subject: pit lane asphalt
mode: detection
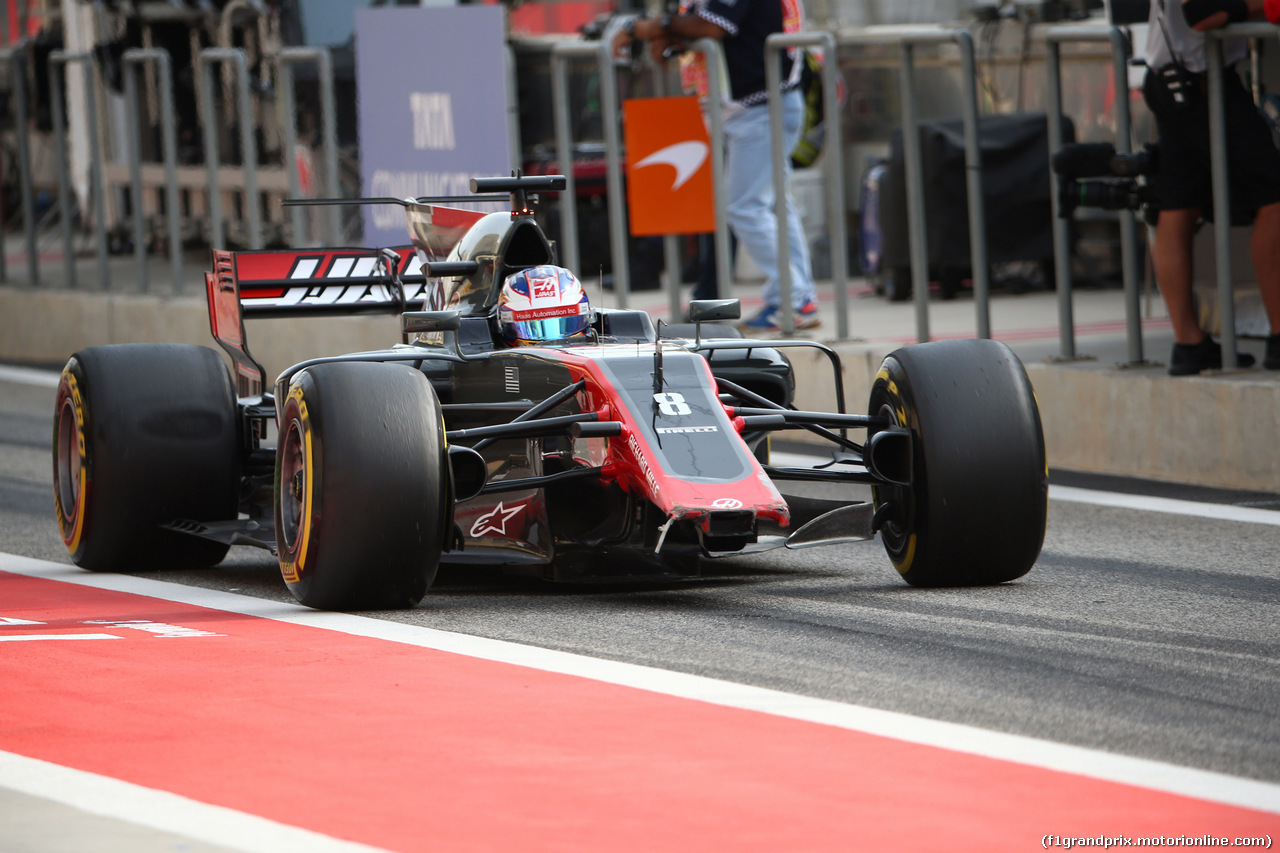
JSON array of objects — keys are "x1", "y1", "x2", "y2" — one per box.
[{"x1": 3, "y1": 367, "x2": 1278, "y2": 789}]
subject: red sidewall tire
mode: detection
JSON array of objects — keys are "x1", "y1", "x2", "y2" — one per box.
[
  {"x1": 52, "y1": 345, "x2": 239, "y2": 571},
  {"x1": 275, "y1": 362, "x2": 449, "y2": 610}
]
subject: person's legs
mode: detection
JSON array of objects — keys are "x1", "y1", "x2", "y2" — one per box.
[
  {"x1": 1250, "y1": 201, "x2": 1280, "y2": 368},
  {"x1": 724, "y1": 90, "x2": 815, "y2": 315},
  {"x1": 778, "y1": 89, "x2": 817, "y2": 315},
  {"x1": 1151, "y1": 207, "x2": 1204, "y2": 345},
  {"x1": 1251, "y1": 202, "x2": 1280, "y2": 332},
  {"x1": 724, "y1": 105, "x2": 782, "y2": 309}
]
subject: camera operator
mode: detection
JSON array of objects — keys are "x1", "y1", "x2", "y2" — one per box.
[{"x1": 1143, "y1": 0, "x2": 1280, "y2": 374}]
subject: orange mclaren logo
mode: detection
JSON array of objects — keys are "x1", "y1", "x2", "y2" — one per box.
[{"x1": 623, "y1": 96, "x2": 715, "y2": 236}]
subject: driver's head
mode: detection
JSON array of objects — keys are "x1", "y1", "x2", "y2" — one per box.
[{"x1": 497, "y1": 265, "x2": 591, "y2": 346}]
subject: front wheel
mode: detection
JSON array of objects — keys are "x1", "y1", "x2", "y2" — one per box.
[
  {"x1": 275, "y1": 362, "x2": 450, "y2": 610},
  {"x1": 868, "y1": 339, "x2": 1047, "y2": 586}
]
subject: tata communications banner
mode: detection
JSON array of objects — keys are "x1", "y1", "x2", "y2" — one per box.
[{"x1": 355, "y1": 6, "x2": 512, "y2": 246}]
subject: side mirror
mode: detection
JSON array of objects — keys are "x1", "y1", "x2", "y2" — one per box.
[
  {"x1": 402, "y1": 311, "x2": 462, "y2": 336},
  {"x1": 423, "y1": 260, "x2": 479, "y2": 278},
  {"x1": 688, "y1": 299, "x2": 741, "y2": 323}
]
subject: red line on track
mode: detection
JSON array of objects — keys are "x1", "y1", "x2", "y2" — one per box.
[{"x1": 1, "y1": 570, "x2": 1273, "y2": 852}]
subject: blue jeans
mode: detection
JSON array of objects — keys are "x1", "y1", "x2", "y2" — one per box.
[{"x1": 722, "y1": 88, "x2": 815, "y2": 310}]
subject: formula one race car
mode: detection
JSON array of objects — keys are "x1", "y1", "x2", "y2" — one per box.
[{"x1": 52, "y1": 175, "x2": 1048, "y2": 610}]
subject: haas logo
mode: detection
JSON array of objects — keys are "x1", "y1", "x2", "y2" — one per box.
[
  {"x1": 711, "y1": 498, "x2": 743, "y2": 510},
  {"x1": 530, "y1": 274, "x2": 559, "y2": 302}
]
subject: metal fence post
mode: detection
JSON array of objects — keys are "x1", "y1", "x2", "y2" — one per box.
[
  {"x1": 650, "y1": 60, "x2": 685, "y2": 321},
  {"x1": 899, "y1": 42, "x2": 931, "y2": 342},
  {"x1": 551, "y1": 42, "x2": 594, "y2": 277},
  {"x1": 766, "y1": 32, "x2": 848, "y2": 338},
  {"x1": 954, "y1": 31, "x2": 990, "y2": 341},
  {"x1": 277, "y1": 47, "x2": 340, "y2": 247},
  {"x1": 1206, "y1": 37, "x2": 1238, "y2": 369},
  {"x1": 199, "y1": 48, "x2": 261, "y2": 251},
  {"x1": 1045, "y1": 26, "x2": 1141, "y2": 366},
  {"x1": 49, "y1": 50, "x2": 109, "y2": 290},
  {"x1": 1045, "y1": 39, "x2": 1076, "y2": 360},
  {"x1": 11, "y1": 46, "x2": 38, "y2": 286},
  {"x1": 123, "y1": 48, "x2": 183, "y2": 293},
  {"x1": 597, "y1": 33, "x2": 629, "y2": 307},
  {"x1": 1202, "y1": 23, "x2": 1280, "y2": 370},
  {"x1": 690, "y1": 38, "x2": 730, "y2": 306}
]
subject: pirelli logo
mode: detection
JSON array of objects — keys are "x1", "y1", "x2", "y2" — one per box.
[{"x1": 655, "y1": 426, "x2": 718, "y2": 435}]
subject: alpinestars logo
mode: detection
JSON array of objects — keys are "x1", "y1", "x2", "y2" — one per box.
[{"x1": 469, "y1": 501, "x2": 525, "y2": 537}]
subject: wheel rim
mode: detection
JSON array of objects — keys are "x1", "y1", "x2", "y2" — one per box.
[
  {"x1": 279, "y1": 417, "x2": 306, "y2": 555},
  {"x1": 870, "y1": 400, "x2": 913, "y2": 562},
  {"x1": 55, "y1": 395, "x2": 83, "y2": 536}
]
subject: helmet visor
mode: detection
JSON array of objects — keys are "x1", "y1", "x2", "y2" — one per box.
[{"x1": 504, "y1": 311, "x2": 590, "y2": 344}]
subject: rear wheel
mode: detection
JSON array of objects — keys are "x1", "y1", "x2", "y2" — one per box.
[
  {"x1": 52, "y1": 344, "x2": 239, "y2": 571},
  {"x1": 868, "y1": 339, "x2": 1047, "y2": 586},
  {"x1": 275, "y1": 362, "x2": 450, "y2": 610}
]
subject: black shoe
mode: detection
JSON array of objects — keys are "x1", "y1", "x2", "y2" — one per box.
[
  {"x1": 1169, "y1": 335, "x2": 1255, "y2": 376},
  {"x1": 1266, "y1": 334, "x2": 1280, "y2": 370}
]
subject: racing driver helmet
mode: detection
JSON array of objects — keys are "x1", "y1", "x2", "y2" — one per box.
[{"x1": 497, "y1": 265, "x2": 591, "y2": 346}]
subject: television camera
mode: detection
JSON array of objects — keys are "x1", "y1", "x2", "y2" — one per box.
[{"x1": 1052, "y1": 141, "x2": 1160, "y2": 218}]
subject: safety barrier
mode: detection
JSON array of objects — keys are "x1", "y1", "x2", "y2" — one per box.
[
  {"x1": 4, "y1": 17, "x2": 1244, "y2": 371},
  {"x1": 1044, "y1": 25, "x2": 1145, "y2": 365}
]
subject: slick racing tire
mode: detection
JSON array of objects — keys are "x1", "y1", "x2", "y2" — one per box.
[
  {"x1": 867, "y1": 339, "x2": 1047, "y2": 586},
  {"x1": 275, "y1": 362, "x2": 450, "y2": 610},
  {"x1": 52, "y1": 344, "x2": 239, "y2": 571}
]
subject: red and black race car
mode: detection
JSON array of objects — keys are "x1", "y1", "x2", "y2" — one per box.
[{"x1": 52, "y1": 175, "x2": 1047, "y2": 611}]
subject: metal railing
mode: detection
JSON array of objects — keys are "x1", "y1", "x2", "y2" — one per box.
[
  {"x1": 277, "y1": 47, "x2": 340, "y2": 247},
  {"x1": 49, "y1": 50, "x2": 109, "y2": 289},
  {"x1": 1045, "y1": 25, "x2": 1145, "y2": 365},
  {"x1": 123, "y1": 48, "x2": 182, "y2": 293},
  {"x1": 199, "y1": 48, "x2": 261, "y2": 251},
  {"x1": 550, "y1": 36, "x2": 632, "y2": 307},
  {"x1": 766, "y1": 31, "x2": 848, "y2": 337},
  {"x1": 0, "y1": 44, "x2": 38, "y2": 286},
  {"x1": 549, "y1": 41, "x2": 594, "y2": 279},
  {"x1": 838, "y1": 27, "x2": 990, "y2": 344}
]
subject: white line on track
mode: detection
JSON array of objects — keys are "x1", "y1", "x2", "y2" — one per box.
[
  {"x1": 772, "y1": 451, "x2": 1280, "y2": 527},
  {"x1": 1049, "y1": 484, "x2": 1280, "y2": 526},
  {"x1": 0, "y1": 750, "x2": 391, "y2": 853},
  {"x1": 0, "y1": 633, "x2": 121, "y2": 642},
  {"x1": 3, "y1": 552, "x2": 1279, "y2": 823},
  {"x1": 0, "y1": 364, "x2": 60, "y2": 388}
]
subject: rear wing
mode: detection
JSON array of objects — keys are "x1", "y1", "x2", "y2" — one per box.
[
  {"x1": 205, "y1": 205, "x2": 489, "y2": 397},
  {"x1": 206, "y1": 177, "x2": 564, "y2": 397}
]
